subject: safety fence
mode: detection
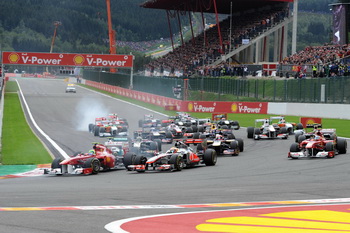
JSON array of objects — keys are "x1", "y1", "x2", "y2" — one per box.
[{"x1": 83, "y1": 70, "x2": 350, "y2": 104}]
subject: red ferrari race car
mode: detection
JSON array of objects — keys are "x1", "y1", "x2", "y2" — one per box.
[
  {"x1": 125, "y1": 141, "x2": 217, "y2": 172},
  {"x1": 288, "y1": 131, "x2": 347, "y2": 159},
  {"x1": 44, "y1": 143, "x2": 123, "y2": 175}
]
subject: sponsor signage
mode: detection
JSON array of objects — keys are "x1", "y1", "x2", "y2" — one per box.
[
  {"x1": 183, "y1": 101, "x2": 267, "y2": 114},
  {"x1": 2, "y1": 52, "x2": 133, "y2": 68},
  {"x1": 300, "y1": 117, "x2": 322, "y2": 128}
]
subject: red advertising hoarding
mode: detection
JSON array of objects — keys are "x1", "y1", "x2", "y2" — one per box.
[
  {"x1": 181, "y1": 101, "x2": 267, "y2": 114},
  {"x1": 1, "y1": 52, "x2": 133, "y2": 68}
]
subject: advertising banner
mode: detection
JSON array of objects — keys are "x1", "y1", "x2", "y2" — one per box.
[
  {"x1": 181, "y1": 101, "x2": 267, "y2": 114},
  {"x1": 2, "y1": 52, "x2": 133, "y2": 68},
  {"x1": 300, "y1": 117, "x2": 322, "y2": 128}
]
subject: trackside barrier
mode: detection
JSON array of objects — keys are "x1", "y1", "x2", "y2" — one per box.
[
  {"x1": 85, "y1": 80, "x2": 350, "y2": 120},
  {"x1": 85, "y1": 81, "x2": 268, "y2": 114}
]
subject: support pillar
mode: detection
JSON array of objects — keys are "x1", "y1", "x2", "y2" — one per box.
[{"x1": 292, "y1": 0, "x2": 298, "y2": 54}]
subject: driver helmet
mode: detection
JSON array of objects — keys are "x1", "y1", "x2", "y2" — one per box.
[
  {"x1": 168, "y1": 147, "x2": 179, "y2": 153},
  {"x1": 315, "y1": 136, "x2": 320, "y2": 140},
  {"x1": 88, "y1": 149, "x2": 95, "y2": 155},
  {"x1": 215, "y1": 134, "x2": 223, "y2": 140}
]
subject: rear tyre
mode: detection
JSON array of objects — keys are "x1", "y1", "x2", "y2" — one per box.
[
  {"x1": 94, "y1": 126, "x2": 100, "y2": 136},
  {"x1": 123, "y1": 153, "x2": 136, "y2": 171},
  {"x1": 236, "y1": 138, "x2": 244, "y2": 152},
  {"x1": 51, "y1": 158, "x2": 63, "y2": 169},
  {"x1": 247, "y1": 127, "x2": 254, "y2": 138},
  {"x1": 149, "y1": 142, "x2": 158, "y2": 151},
  {"x1": 154, "y1": 139, "x2": 162, "y2": 152},
  {"x1": 203, "y1": 149, "x2": 217, "y2": 166},
  {"x1": 298, "y1": 135, "x2": 306, "y2": 143},
  {"x1": 337, "y1": 138, "x2": 347, "y2": 154},
  {"x1": 133, "y1": 155, "x2": 147, "y2": 172}
]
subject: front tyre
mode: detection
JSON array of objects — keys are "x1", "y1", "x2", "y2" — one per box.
[{"x1": 203, "y1": 149, "x2": 217, "y2": 166}]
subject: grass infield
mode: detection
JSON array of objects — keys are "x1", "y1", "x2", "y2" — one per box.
[{"x1": 1, "y1": 81, "x2": 52, "y2": 165}]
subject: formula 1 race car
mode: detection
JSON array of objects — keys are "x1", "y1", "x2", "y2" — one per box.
[
  {"x1": 195, "y1": 134, "x2": 244, "y2": 156},
  {"x1": 44, "y1": 143, "x2": 123, "y2": 175},
  {"x1": 104, "y1": 136, "x2": 132, "y2": 153},
  {"x1": 138, "y1": 114, "x2": 162, "y2": 128},
  {"x1": 125, "y1": 141, "x2": 217, "y2": 172},
  {"x1": 89, "y1": 116, "x2": 128, "y2": 137},
  {"x1": 247, "y1": 119, "x2": 288, "y2": 140},
  {"x1": 288, "y1": 132, "x2": 347, "y2": 159},
  {"x1": 270, "y1": 116, "x2": 303, "y2": 135},
  {"x1": 134, "y1": 128, "x2": 173, "y2": 144}
]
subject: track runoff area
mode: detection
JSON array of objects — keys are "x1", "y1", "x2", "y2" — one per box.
[{"x1": 2, "y1": 52, "x2": 350, "y2": 232}]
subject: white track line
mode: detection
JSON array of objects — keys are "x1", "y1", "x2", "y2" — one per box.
[{"x1": 16, "y1": 80, "x2": 70, "y2": 159}]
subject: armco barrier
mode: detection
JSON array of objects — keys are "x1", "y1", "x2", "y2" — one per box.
[
  {"x1": 85, "y1": 80, "x2": 182, "y2": 110},
  {"x1": 85, "y1": 81, "x2": 268, "y2": 114}
]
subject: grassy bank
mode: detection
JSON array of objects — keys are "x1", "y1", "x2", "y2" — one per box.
[{"x1": 1, "y1": 81, "x2": 52, "y2": 165}]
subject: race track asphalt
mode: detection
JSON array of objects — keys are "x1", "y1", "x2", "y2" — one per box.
[{"x1": 0, "y1": 77, "x2": 349, "y2": 233}]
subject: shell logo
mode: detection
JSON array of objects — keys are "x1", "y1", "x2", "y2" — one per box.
[
  {"x1": 196, "y1": 210, "x2": 350, "y2": 232},
  {"x1": 306, "y1": 119, "x2": 316, "y2": 125},
  {"x1": 73, "y1": 55, "x2": 85, "y2": 65},
  {"x1": 188, "y1": 102, "x2": 193, "y2": 111},
  {"x1": 8, "y1": 53, "x2": 20, "y2": 63},
  {"x1": 231, "y1": 103, "x2": 238, "y2": 113}
]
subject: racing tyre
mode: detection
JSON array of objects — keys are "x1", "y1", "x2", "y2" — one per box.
[
  {"x1": 203, "y1": 149, "x2": 217, "y2": 166},
  {"x1": 196, "y1": 143, "x2": 204, "y2": 153},
  {"x1": 289, "y1": 143, "x2": 300, "y2": 152},
  {"x1": 298, "y1": 135, "x2": 306, "y2": 143},
  {"x1": 193, "y1": 132, "x2": 200, "y2": 139},
  {"x1": 83, "y1": 158, "x2": 101, "y2": 174},
  {"x1": 169, "y1": 154, "x2": 183, "y2": 171},
  {"x1": 149, "y1": 142, "x2": 158, "y2": 151},
  {"x1": 138, "y1": 119, "x2": 143, "y2": 128},
  {"x1": 247, "y1": 127, "x2": 254, "y2": 138},
  {"x1": 51, "y1": 158, "x2": 63, "y2": 169},
  {"x1": 229, "y1": 141, "x2": 238, "y2": 156},
  {"x1": 337, "y1": 138, "x2": 347, "y2": 154},
  {"x1": 121, "y1": 126, "x2": 128, "y2": 132},
  {"x1": 94, "y1": 126, "x2": 100, "y2": 136},
  {"x1": 186, "y1": 127, "x2": 193, "y2": 133},
  {"x1": 233, "y1": 121, "x2": 240, "y2": 130},
  {"x1": 227, "y1": 133, "x2": 235, "y2": 139},
  {"x1": 221, "y1": 125, "x2": 229, "y2": 129},
  {"x1": 191, "y1": 125, "x2": 198, "y2": 132},
  {"x1": 295, "y1": 132, "x2": 302, "y2": 142},
  {"x1": 236, "y1": 138, "x2": 244, "y2": 152},
  {"x1": 200, "y1": 134, "x2": 207, "y2": 139},
  {"x1": 165, "y1": 132, "x2": 173, "y2": 144},
  {"x1": 325, "y1": 142, "x2": 334, "y2": 152},
  {"x1": 154, "y1": 139, "x2": 162, "y2": 152},
  {"x1": 280, "y1": 127, "x2": 288, "y2": 134},
  {"x1": 198, "y1": 125, "x2": 205, "y2": 133},
  {"x1": 296, "y1": 123, "x2": 304, "y2": 130},
  {"x1": 254, "y1": 128, "x2": 261, "y2": 135},
  {"x1": 133, "y1": 155, "x2": 147, "y2": 172},
  {"x1": 123, "y1": 153, "x2": 136, "y2": 171},
  {"x1": 88, "y1": 124, "x2": 94, "y2": 133}
]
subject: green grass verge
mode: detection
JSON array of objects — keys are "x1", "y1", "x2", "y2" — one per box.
[
  {"x1": 81, "y1": 84, "x2": 350, "y2": 138},
  {"x1": 1, "y1": 82, "x2": 52, "y2": 165}
]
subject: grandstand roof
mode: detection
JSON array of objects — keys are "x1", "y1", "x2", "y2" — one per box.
[{"x1": 141, "y1": 0, "x2": 293, "y2": 14}]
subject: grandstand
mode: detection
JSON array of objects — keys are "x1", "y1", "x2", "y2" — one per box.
[{"x1": 141, "y1": 0, "x2": 295, "y2": 77}]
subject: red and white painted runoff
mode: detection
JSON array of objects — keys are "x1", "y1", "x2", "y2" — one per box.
[{"x1": 105, "y1": 202, "x2": 350, "y2": 233}]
